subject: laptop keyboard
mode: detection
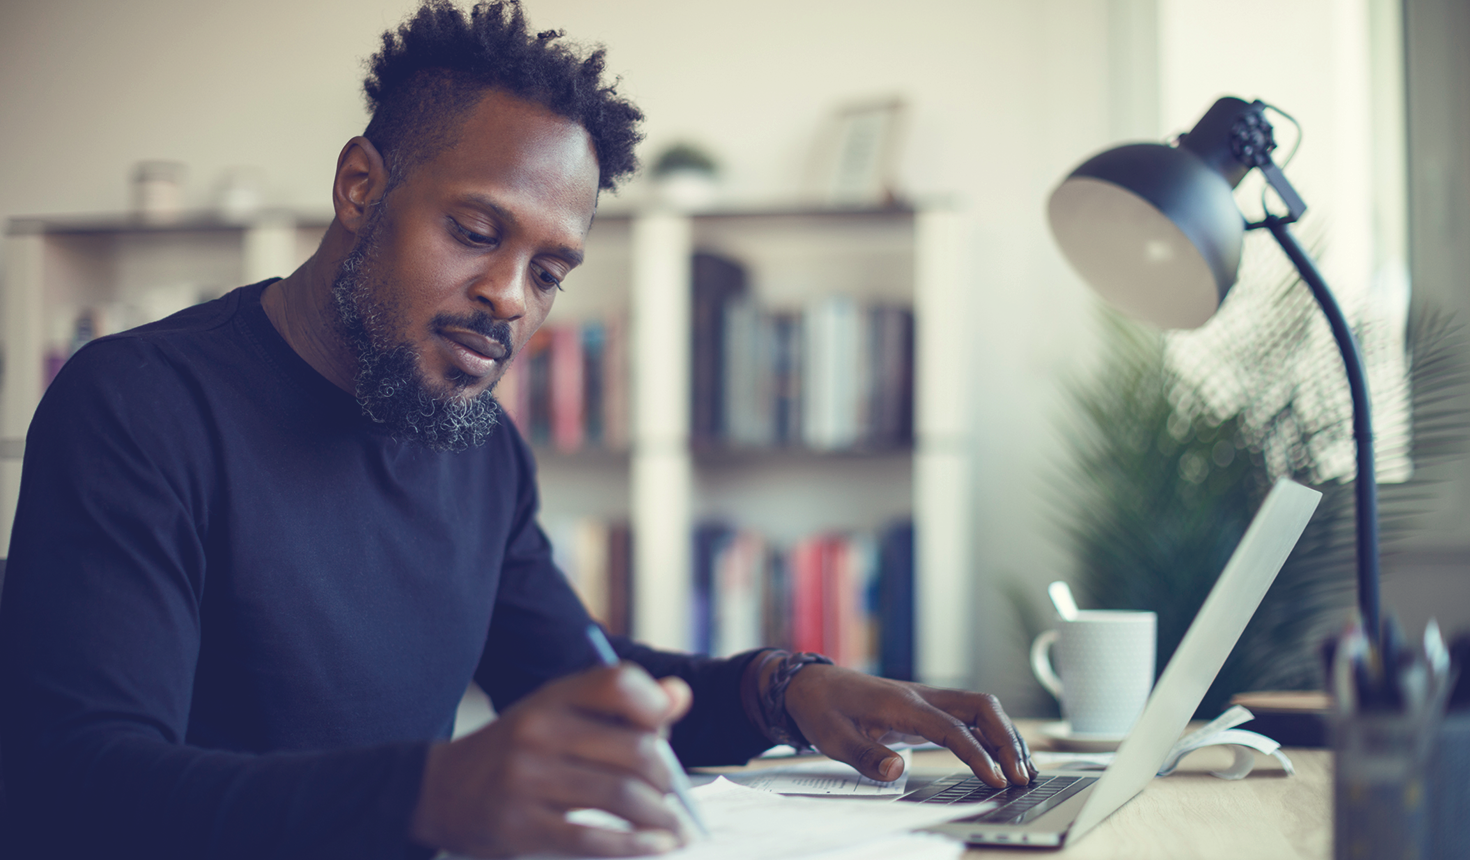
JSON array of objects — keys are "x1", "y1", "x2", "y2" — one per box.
[{"x1": 907, "y1": 774, "x2": 1097, "y2": 824}]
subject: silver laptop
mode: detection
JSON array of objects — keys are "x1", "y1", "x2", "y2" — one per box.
[{"x1": 905, "y1": 478, "x2": 1321, "y2": 847}]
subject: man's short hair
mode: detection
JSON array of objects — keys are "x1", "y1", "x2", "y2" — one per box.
[{"x1": 363, "y1": 0, "x2": 644, "y2": 193}]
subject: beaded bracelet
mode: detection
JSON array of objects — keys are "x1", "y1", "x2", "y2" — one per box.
[{"x1": 759, "y1": 651, "x2": 835, "y2": 751}]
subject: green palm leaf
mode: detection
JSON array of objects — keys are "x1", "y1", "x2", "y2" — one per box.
[{"x1": 1054, "y1": 269, "x2": 1468, "y2": 717}]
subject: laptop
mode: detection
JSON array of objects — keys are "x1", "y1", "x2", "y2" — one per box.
[{"x1": 902, "y1": 478, "x2": 1321, "y2": 847}]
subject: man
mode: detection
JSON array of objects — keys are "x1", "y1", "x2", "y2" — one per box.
[{"x1": 0, "y1": 2, "x2": 1034, "y2": 858}]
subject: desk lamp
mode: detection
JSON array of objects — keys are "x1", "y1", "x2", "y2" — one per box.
[{"x1": 1046, "y1": 96, "x2": 1381, "y2": 644}]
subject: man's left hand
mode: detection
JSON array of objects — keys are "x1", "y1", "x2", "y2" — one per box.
[{"x1": 782, "y1": 665, "x2": 1037, "y2": 787}]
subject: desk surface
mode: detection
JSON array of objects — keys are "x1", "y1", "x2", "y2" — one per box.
[{"x1": 704, "y1": 721, "x2": 1332, "y2": 859}]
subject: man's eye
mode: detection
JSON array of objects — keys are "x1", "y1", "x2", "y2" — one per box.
[
  {"x1": 533, "y1": 266, "x2": 564, "y2": 292},
  {"x1": 452, "y1": 221, "x2": 498, "y2": 247}
]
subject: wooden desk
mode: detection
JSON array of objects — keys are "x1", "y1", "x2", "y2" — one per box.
[
  {"x1": 703, "y1": 721, "x2": 1331, "y2": 859},
  {"x1": 954, "y1": 722, "x2": 1329, "y2": 859}
]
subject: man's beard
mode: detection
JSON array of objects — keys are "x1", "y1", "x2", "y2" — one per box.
[{"x1": 330, "y1": 212, "x2": 512, "y2": 453}]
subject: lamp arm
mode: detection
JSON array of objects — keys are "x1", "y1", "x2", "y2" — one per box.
[{"x1": 1261, "y1": 216, "x2": 1381, "y2": 642}]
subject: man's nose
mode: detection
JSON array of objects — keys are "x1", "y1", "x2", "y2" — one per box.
[{"x1": 468, "y1": 256, "x2": 529, "y2": 321}]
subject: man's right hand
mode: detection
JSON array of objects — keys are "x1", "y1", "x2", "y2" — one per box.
[{"x1": 410, "y1": 664, "x2": 693, "y2": 858}]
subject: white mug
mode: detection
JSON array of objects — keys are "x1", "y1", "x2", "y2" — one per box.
[{"x1": 1030, "y1": 610, "x2": 1157, "y2": 736}]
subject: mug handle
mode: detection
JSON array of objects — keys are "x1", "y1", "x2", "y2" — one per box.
[{"x1": 1030, "y1": 629, "x2": 1063, "y2": 699}]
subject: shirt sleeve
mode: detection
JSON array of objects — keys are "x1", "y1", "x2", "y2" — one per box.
[
  {"x1": 472, "y1": 424, "x2": 773, "y2": 767},
  {"x1": 0, "y1": 340, "x2": 433, "y2": 860}
]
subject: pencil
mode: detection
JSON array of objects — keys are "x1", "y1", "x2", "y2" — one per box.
[{"x1": 584, "y1": 624, "x2": 710, "y2": 838}]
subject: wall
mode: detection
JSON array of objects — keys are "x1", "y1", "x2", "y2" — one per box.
[
  {"x1": 1395, "y1": 0, "x2": 1470, "y2": 635},
  {"x1": 1, "y1": 0, "x2": 1435, "y2": 712}
]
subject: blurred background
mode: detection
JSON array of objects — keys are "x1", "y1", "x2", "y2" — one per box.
[{"x1": 1, "y1": 0, "x2": 1466, "y2": 718}]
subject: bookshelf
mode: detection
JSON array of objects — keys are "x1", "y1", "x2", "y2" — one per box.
[
  {"x1": 1, "y1": 203, "x2": 973, "y2": 688},
  {"x1": 0, "y1": 211, "x2": 328, "y2": 554},
  {"x1": 620, "y1": 206, "x2": 972, "y2": 688}
]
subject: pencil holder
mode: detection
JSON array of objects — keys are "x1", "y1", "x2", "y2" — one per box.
[{"x1": 1331, "y1": 711, "x2": 1438, "y2": 860}]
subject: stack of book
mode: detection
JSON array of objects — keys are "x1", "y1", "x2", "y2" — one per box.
[
  {"x1": 497, "y1": 316, "x2": 628, "y2": 451},
  {"x1": 692, "y1": 252, "x2": 914, "y2": 452},
  {"x1": 547, "y1": 517, "x2": 634, "y2": 637},
  {"x1": 692, "y1": 521, "x2": 915, "y2": 679}
]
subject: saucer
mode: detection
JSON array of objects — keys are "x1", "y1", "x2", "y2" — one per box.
[{"x1": 1037, "y1": 721, "x2": 1127, "y2": 752}]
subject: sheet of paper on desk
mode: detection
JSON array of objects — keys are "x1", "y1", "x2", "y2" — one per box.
[
  {"x1": 731, "y1": 749, "x2": 911, "y2": 795},
  {"x1": 1030, "y1": 750, "x2": 1115, "y2": 770},
  {"x1": 505, "y1": 776, "x2": 992, "y2": 860}
]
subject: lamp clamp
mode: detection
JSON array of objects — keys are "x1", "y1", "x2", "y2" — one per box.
[{"x1": 1233, "y1": 101, "x2": 1308, "y2": 228}]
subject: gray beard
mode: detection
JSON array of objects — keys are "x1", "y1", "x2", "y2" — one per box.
[{"x1": 329, "y1": 211, "x2": 507, "y2": 453}]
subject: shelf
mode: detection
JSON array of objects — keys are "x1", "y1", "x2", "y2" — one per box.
[
  {"x1": 690, "y1": 444, "x2": 912, "y2": 467},
  {"x1": 1, "y1": 204, "x2": 974, "y2": 687},
  {"x1": 6, "y1": 209, "x2": 333, "y2": 237},
  {"x1": 528, "y1": 446, "x2": 631, "y2": 467}
]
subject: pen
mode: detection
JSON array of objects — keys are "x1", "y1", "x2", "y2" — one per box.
[{"x1": 584, "y1": 624, "x2": 710, "y2": 838}]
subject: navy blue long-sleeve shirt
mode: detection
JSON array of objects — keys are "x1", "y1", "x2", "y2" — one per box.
[{"x1": 0, "y1": 280, "x2": 770, "y2": 859}]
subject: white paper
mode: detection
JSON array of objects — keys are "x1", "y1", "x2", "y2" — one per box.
[
  {"x1": 506, "y1": 776, "x2": 991, "y2": 860},
  {"x1": 1030, "y1": 705, "x2": 1295, "y2": 780},
  {"x1": 1156, "y1": 727, "x2": 1295, "y2": 779},
  {"x1": 1030, "y1": 750, "x2": 1116, "y2": 771},
  {"x1": 732, "y1": 749, "x2": 911, "y2": 795}
]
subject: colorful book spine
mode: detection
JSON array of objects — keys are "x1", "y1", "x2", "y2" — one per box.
[
  {"x1": 601, "y1": 314, "x2": 629, "y2": 450},
  {"x1": 605, "y1": 522, "x2": 633, "y2": 637},
  {"x1": 692, "y1": 282, "x2": 910, "y2": 452},
  {"x1": 690, "y1": 252, "x2": 748, "y2": 448},
  {"x1": 691, "y1": 523, "x2": 732, "y2": 655},
  {"x1": 789, "y1": 536, "x2": 828, "y2": 656},
  {"x1": 545, "y1": 516, "x2": 634, "y2": 636},
  {"x1": 524, "y1": 329, "x2": 554, "y2": 446},
  {"x1": 495, "y1": 343, "x2": 529, "y2": 432},
  {"x1": 500, "y1": 315, "x2": 627, "y2": 452},
  {"x1": 770, "y1": 313, "x2": 803, "y2": 447},
  {"x1": 712, "y1": 530, "x2": 765, "y2": 657},
  {"x1": 582, "y1": 320, "x2": 606, "y2": 448},
  {"x1": 698, "y1": 522, "x2": 913, "y2": 675},
  {"x1": 550, "y1": 325, "x2": 585, "y2": 452},
  {"x1": 878, "y1": 522, "x2": 915, "y2": 680}
]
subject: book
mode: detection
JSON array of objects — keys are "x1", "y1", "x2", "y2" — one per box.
[
  {"x1": 712, "y1": 530, "x2": 766, "y2": 657},
  {"x1": 601, "y1": 314, "x2": 630, "y2": 450},
  {"x1": 582, "y1": 320, "x2": 606, "y2": 448},
  {"x1": 690, "y1": 252, "x2": 747, "y2": 447},
  {"x1": 847, "y1": 533, "x2": 880, "y2": 675},
  {"x1": 723, "y1": 296, "x2": 774, "y2": 448},
  {"x1": 572, "y1": 518, "x2": 610, "y2": 622},
  {"x1": 789, "y1": 536, "x2": 830, "y2": 656},
  {"x1": 605, "y1": 521, "x2": 633, "y2": 637},
  {"x1": 697, "y1": 523, "x2": 914, "y2": 674},
  {"x1": 494, "y1": 343, "x2": 529, "y2": 432},
  {"x1": 550, "y1": 325, "x2": 585, "y2": 452},
  {"x1": 878, "y1": 521, "x2": 915, "y2": 680},
  {"x1": 692, "y1": 523, "x2": 734, "y2": 655},
  {"x1": 762, "y1": 544, "x2": 792, "y2": 650},
  {"x1": 501, "y1": 316, "x2": 628, "y2": 452},
  {"x1": 545, "y1": 516, "x2": 635, "y2": 637},
  {"x1": 523, "y1": 329, "x2": 554, "y2": 445},
  {"x1": 769, "y1": 312, "x2": 803, "y2": 447},
  {"x1": 803, "y1": 296, "x2": 862, "y2": 450},
  {"x1": 866, "y1": 306, "x2": 914, "y2": 448}
]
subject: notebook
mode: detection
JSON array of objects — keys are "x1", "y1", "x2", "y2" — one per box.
[{"x1": 903, "y1": 478, "x2": 1321, "y2": 847}]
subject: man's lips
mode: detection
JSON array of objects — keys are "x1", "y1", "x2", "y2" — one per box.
[{"x1": 438, "y1": 328, "x2": 509, "y2": 378}]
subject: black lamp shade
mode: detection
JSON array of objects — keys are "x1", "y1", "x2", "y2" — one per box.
[{"x1": 1048, "y1": 142, "x2": 1246, "y2": 330}]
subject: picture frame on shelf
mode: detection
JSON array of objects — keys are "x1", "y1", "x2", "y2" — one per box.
[{"x1": 812, "y1": 98, "x2": 907, "y2": 208}]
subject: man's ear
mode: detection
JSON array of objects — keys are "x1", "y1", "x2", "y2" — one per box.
[{"x1": 332, "y1": 136, "x2": 390, "y2": 235}]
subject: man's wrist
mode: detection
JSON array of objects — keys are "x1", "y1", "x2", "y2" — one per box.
[
  {"x1": 740, "y1": 649, "x2": 783, "y2": 741},
  {"x1": 755, "y1": 651, "x2": 834, "y2": 751}
]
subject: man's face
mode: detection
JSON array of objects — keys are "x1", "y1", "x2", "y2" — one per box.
[{"x1": 333, "y1": 89, "x2": 599, "y2": 451}]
